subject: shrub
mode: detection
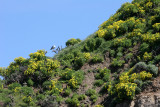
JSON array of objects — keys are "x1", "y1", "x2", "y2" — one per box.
[
  {"x1": 64, "y1": 87, "x2": 72, "y2": 96},
  {"x1": 83, "y1": 38, "x2": 103, "y2": 52},
  {"x1": 125, "y1": 53, "x2": 133, "y2": 61},
  {"x1": 118, "y1": 2, "x2": 138, "y2": 19},
  {"x1": 8, "y1": 83, "x2": 21, "y2": 90},
  {"x1": 61, "y1": 68, "x2": 74, "y2": 80},
  {"x1": 94, "y1": 80, "x2": 104, "y2": 87},
  {"x1": 111, "y1": 58, "x2": 125, "y2": 67},
  {"x1": 66, "y1": 94, "x2": 85, "y2": 107},
  {"x1": 21, "y1": 86, "x2": 34, "y2": 95},
  {"x1": 143, "y1": 52, "x2": 152, "y2": 61},
  {"x1": 42, "y1": 81, "x2": 52, "y2": 90},
  {"x1": 90, "y1": 94, "x2": 98, "y2": 103},
  {"x1": 115, "y1": 82, "x2": 137, "y2": 100},
  {"x1": 147, "y1": 64, "x2": 158, "y2": 76},
  {"x1": 154, "y1": 54, "x2": 160, "y2": 63},
  {"x1": 66, "y1": 38, "x2": 81, "y2": 47},
  {"x1": 140, "y1": 43, "x2": 149, "y2": 53},
  {"x1": 91, "y1": 55, "x2": 103, "y2": 63},
  {"x1": 117, "y1": 52, "x2": 123, "y2": 58},
  {"x1": 134, "y1": 79, "x2": 143, "y2": 88},
  {"x1": 110, "y1": 50, "x2": 115, "y2": 57},
  {"x1": 74, "y1": 57, "x2": 86, "y2": 69},
  {"x1": 152, "y1": 23, "x2": 160, "y2": 32},
  {"x1": 36, "y1": 94, "x2": 45, "y2": 100},
  {"x1": 86, "y1": 89, "x2": 96, "y2": 96},
  {"x1": 27, "y1": 78, "x2": 34, "y2": 86}
]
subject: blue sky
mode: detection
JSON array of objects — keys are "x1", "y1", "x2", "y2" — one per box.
[{"x1": 0, "y1": 0, "x2": 132, "y2": 69}]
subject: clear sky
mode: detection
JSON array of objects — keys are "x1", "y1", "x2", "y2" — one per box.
[{"x1": 0, "y1": 0, "x2": 132, "y2": 68}]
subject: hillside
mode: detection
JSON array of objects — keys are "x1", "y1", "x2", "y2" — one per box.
[{"x1": 1, "y1": 0, "x2": 160, "y2": 107}]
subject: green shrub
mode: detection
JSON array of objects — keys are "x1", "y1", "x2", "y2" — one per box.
[
  {"x1": 117, "y1": 52, "x2": 123, "y2": 58},
  {"x1": 135, "y1": 87, "x2": 141, "y2": 94},
  {"x1": 66, "y1": 38, "x2": 81, "y2": 47},
  {"x1": 66, "y1": 93, "x2": 85, "y2": 107},
  {"x1": 132, "y1": 62, "x2": 158, "y2": 76},
  {"x1": 147, "y1": 64, "x2": 158, "y2": 76},
  {"x1": 94, "y1": 80, "x2": 104, "y2": 87},
  {"x1": 42, "y1": 81, "x2": 52, "y2": 90},
  {"x1": 74, "y1": 57, "x2": 86, "y2": 69},
  {"x1": 153, "y1": 23, "x2": 160, "y2": 32},
  {"x1": 8, "y1": 83, "x2": 21, "y2": 90},
  {"x1": 61, "y1": 68, "x2": 74, "y2": 80},
  {"x1": 83, "y1": 38, "x2": 103, "y2": 52},
  {"x1": 91, "y1": 55, "x2": 103, "y2": 63},
  {"x1": 86, "y1": 89, "x2": 96, "y2": 96},
  {"x1": 154, "y1": 54, "x2": 160, "y2": 63},
  {"x1": 90, "y1": 94, "x2": 98, "y2": 103},
  {"x1": 27, "y1": 78, "x2": 34, "y2": 86},
  {"x1": 86, "y1": 89, "x2": 98, "y2": 103},
  {"x1": 125, "y1": 53, "x2": 133, "y2": 61},
  {"x1": 64, "y1": 87, "x2": 72, "y2": 96},
  {"x1": 78, "y1": 94, "x2": 86, "y2": 100},
  {"x1": 110, "y1": 50, "x2": 115, "y2": 57},
  {"x1": 118, "y1": 2, "x2": 138, "y2": 19},
  {"x1": 36, "y1": 94, "x2": 45, "y2": 100},
  {"x1": 111, "y1": 58, "x2": 125, "y2": 67},
  {"x1": 21, "y1": 86, "x2": 34, "y2": 95}
]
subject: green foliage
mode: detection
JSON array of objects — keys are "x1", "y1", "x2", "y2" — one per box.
[
  {"x1": 36, "y1": 94, "x2": 45, "y2": 100},
  {"x1": 42, "y1": 81, "x2": 52, "y2": 90},
  {"x1": 64, "y1": 87, "x2": 72, "y2": 96},
  {"x1": 8, "y1": 83, "x2": 21, "y2": 90},
  {"x1": 27, "y1": 78, "x2": 34, "y2": 86},
  {"x1": 111, "y1": 58, "x2": 125, "y2": 67},
  {"x1": 83, "y1": 38, "x2": 103, "y2": 52},
  {"x1": 66, "y1": 38, "x2": 81, "y2": 47},
  {"x1": 86, "y1": 89, "x2": 96, "y2": 96},
  {"x1": 66, "y1": 93, "x2": 86, "y2": 107},
  {"x1": 91, "y1": 54, "x2": 103, "y2": 63},
  {"x1": 94, "y1": 80, "x2": 104, "y2": 87},
  {"x1": 125, "y1": 53, "x2": 133, "y2": 61},
  {"x1": 74, "y1": 57, "x2": 86, "y2": 69},
  {"x1": 140, "y1": 43, "x2": 149, "y2": 53},
  {"x1": 118, "y1": 2, "x2": 138, "y2": 19},
  {"x1": 86, "y1": 89, "x2": 98, "y2": 103}
]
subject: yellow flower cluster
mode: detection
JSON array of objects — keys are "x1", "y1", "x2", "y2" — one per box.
[
  {"x1": 127, "y1": 29, "x2": 142, "y2": 38},
  {"x1": 14, "y1": 57, "x2": 26, "y2": 64},
  {"x1": 49, "y1": 80, "x2": 63, "y2": 93},
  {"x1": 115, "y1": 82, "x2": 137, "y2": 97},
  {"x1": 113, "y1": 37, "x2": 126, "y2": 46},
  {"x1": 130, "y1": 73, "x2": 138, "y2": 82},
  {"x1": 5, "y1": 63, "x2": 19, "y2": 75},
  {"x1": 29, "y1": 50, "x2": 46, "y2": 60},
  {"x1": 69, "y1": 76, "x2": 78, "y2": 88},
  {"x1": 14, "y1": 87, "x2": 21, "y2": 93},
  {"x1": 141, "y1": 33, "x2": 160, "y2": 43},
  {"x1": 152, "y1": 23, "x2": 160, "y2": 31},
  {"x1": 107, "y1": 82, "x2": 113, "y2": 95},
  {"x1": 84, "y1": 53, "x2": 91, "y2": 60},
  {"x1": 24, "y1": 61, "x2": 38, "y2": 75},
  {"x1": 97, "y1": 29, "x2": 107, "y2": 38},
  {"x1": 143, "y1": 52, "x2": 152, "y2": 61},
  {"x1": 145, "y1": 1, "x2": 153, "y2": 8},
  {"x1": 24, "y1": 58, "x2": 60, "y2": 75},
  {"x1": 134, "y1": 2, "x2": 145, "y2": 15},
  {"x1": 22, "y1": 96, "x2": 33, "y2": 103},
  {"x1": 119, "y1": 73, "x2": 129, "y2": 83},
  {"x1": 46, "y1": 59, "x2": 60, "y2": 72},
  {"x1": 139, "y1": 71, "x2": 152, "y2": 80}
]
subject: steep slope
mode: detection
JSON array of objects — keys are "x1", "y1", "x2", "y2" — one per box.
[{"x1": 1, "y1": 0, "x2": 160, "y2": 107}]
